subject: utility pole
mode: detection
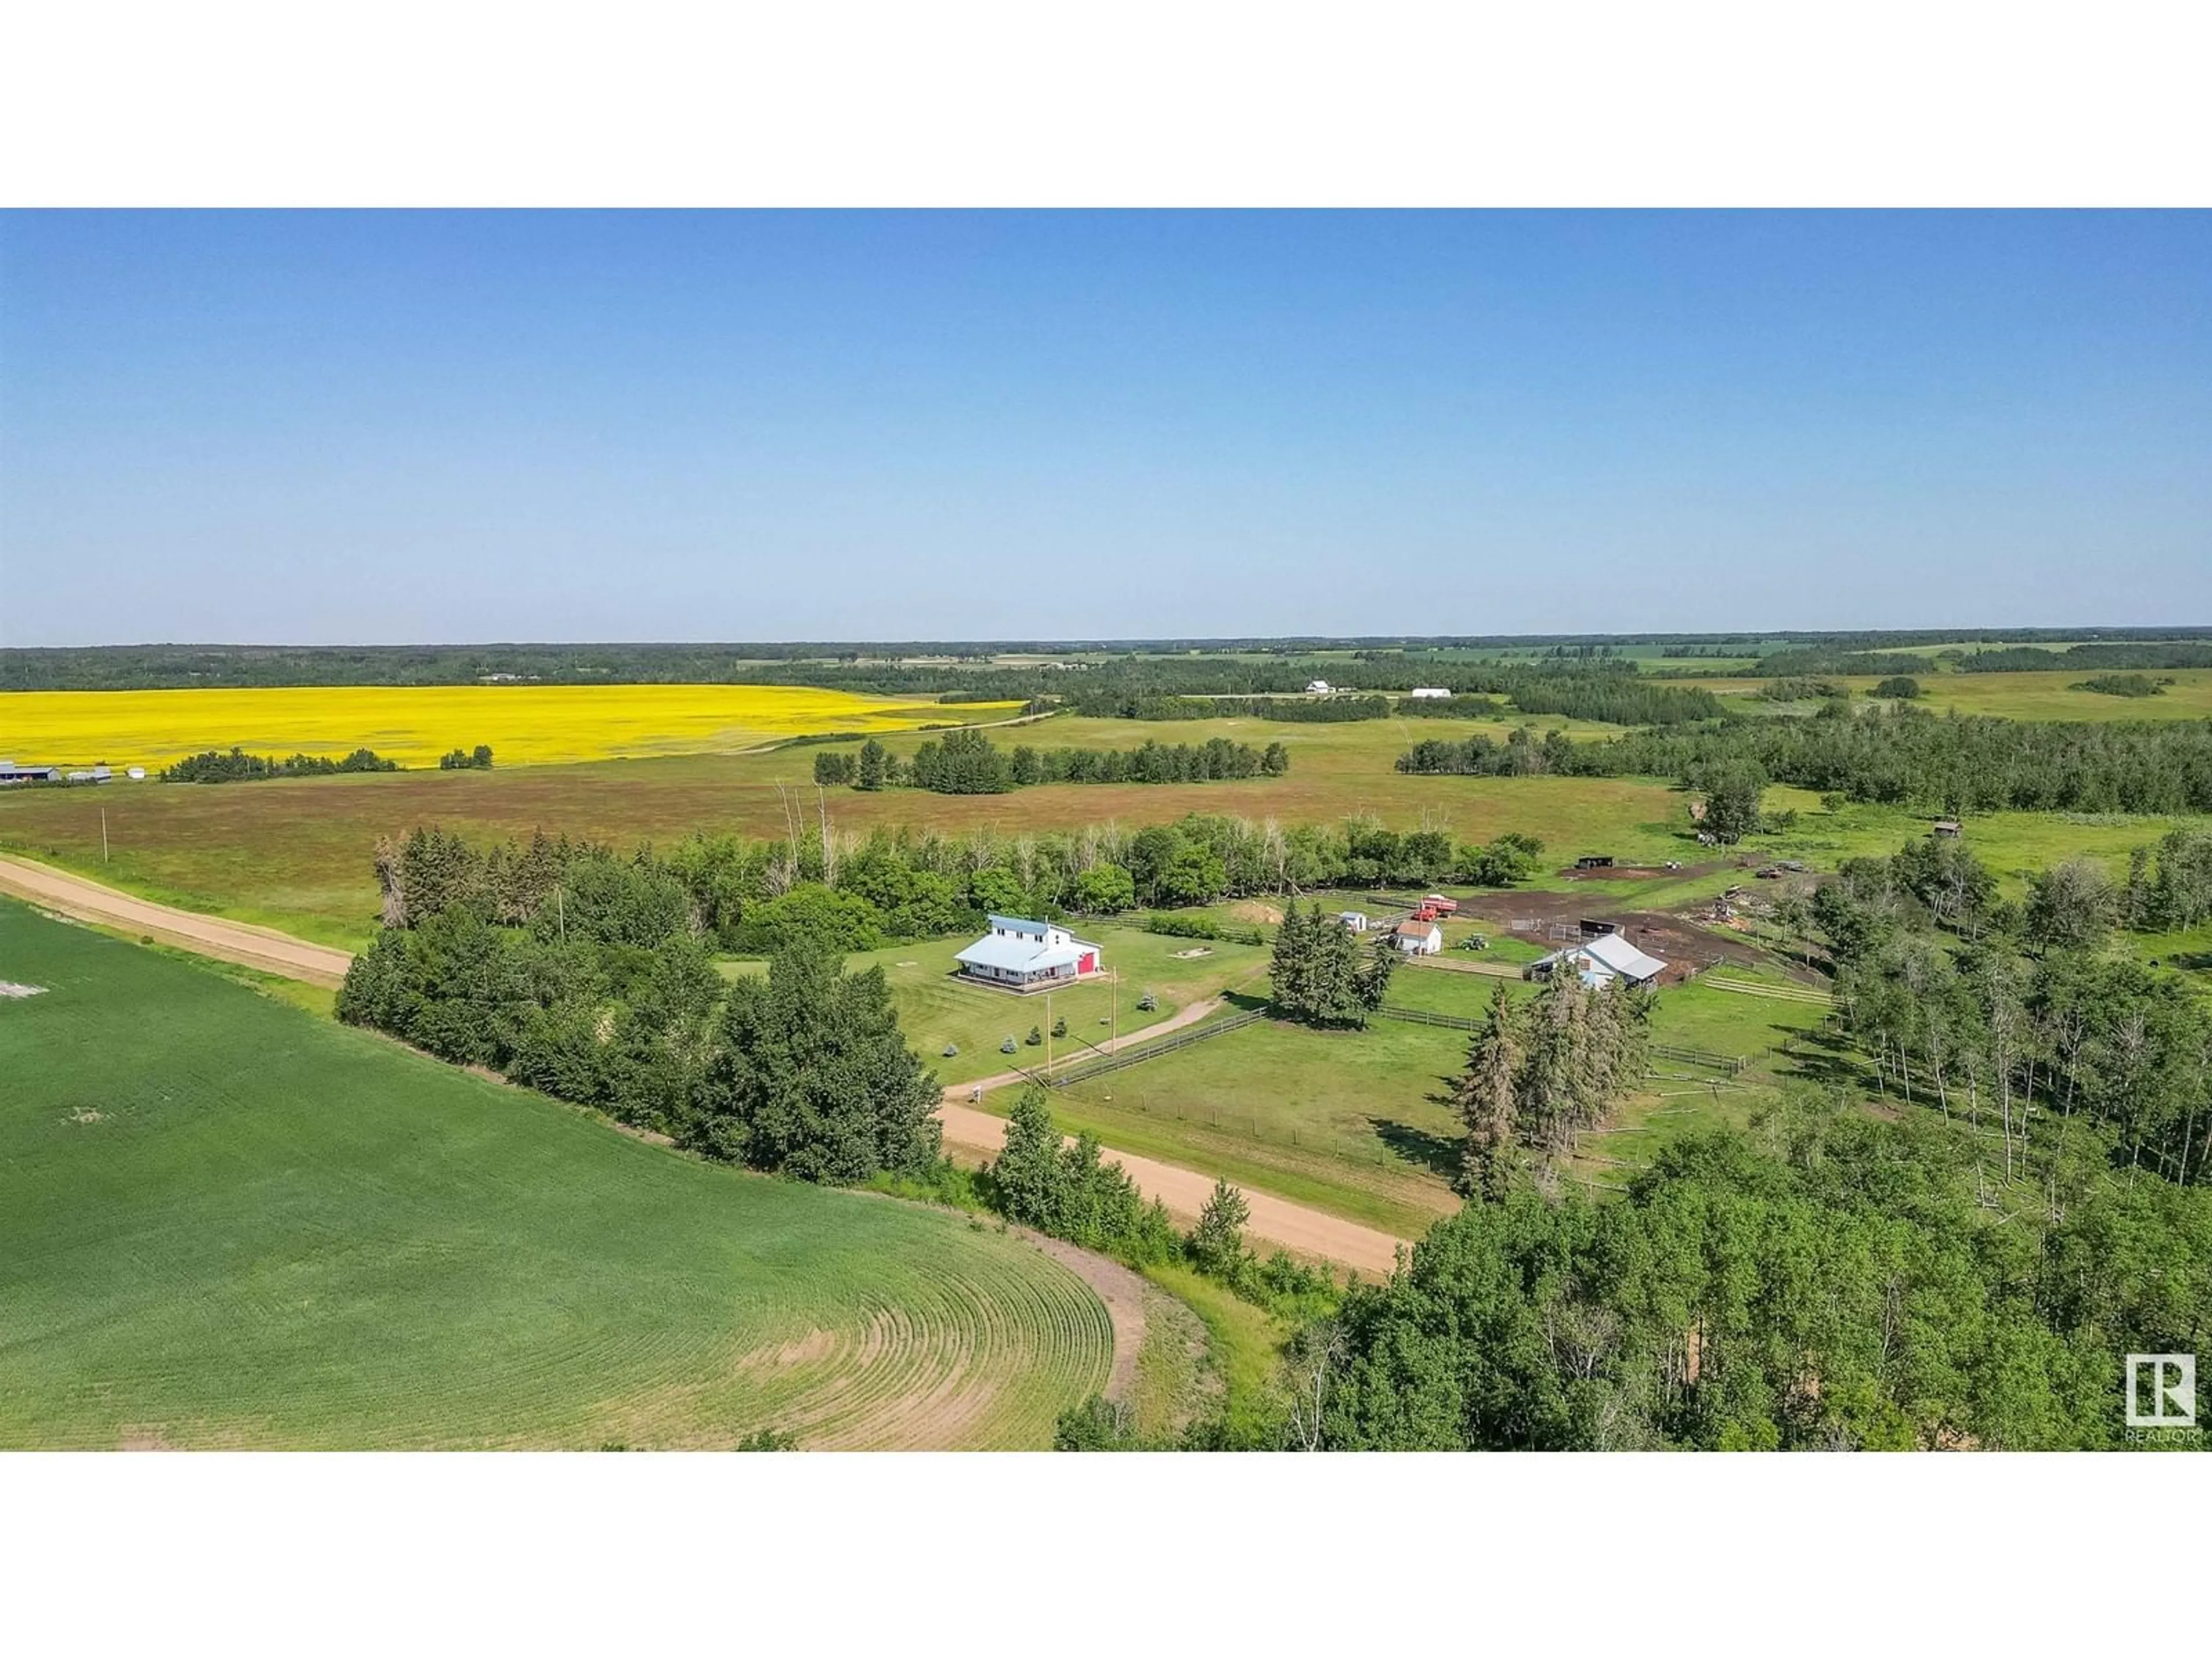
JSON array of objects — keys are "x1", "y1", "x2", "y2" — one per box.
[
  {"x1": 1045, "y1": 988, "x2": 1054, "y2": 1075},
  {"x1": 101, "y1": 808, "x2": 109, "y2": 863}
]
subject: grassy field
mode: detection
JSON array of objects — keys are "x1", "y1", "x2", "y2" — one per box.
[
  {"x1": 953, "y1": 918, "x2": 1846, "y2": 1235},
  {"x1": 0, "y1": 711, "x2": 1685, "y2": 947},
  {"x1": 0, "y1": 683, "x2": 1012, "y2": 771},
  {"x1": 998, "y1": 1012, "x2": 1471, "y2": 1236},
  {"x1": 867, "y1": 927, "x2": 1272, "y2": 1085},
  {"x1": 1681, "y1": 668, "x2": 2212, "y2": 722},
  {"x1": 0, "y1": 898, "x2": 1114, "y2": 1450},
  {"x1": 720, "y1": 923, "x2": 1275, "y2": 1086}
]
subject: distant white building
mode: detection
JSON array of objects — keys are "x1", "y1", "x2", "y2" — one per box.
[
  {"x1": 126, "y1": 766, "x2": 147, "y2": 781},
  {"x1": 1305, "y1": 679, "x2": 1332, "y2": 695},
  {"x1": 1408, "y1": 687, "x2": 1452, "y2": 699},
  {"x1": 1391, "y1": 919, "x2": 1444, "y2": 956},
  {"x1": 1531, "y1": 931, "x2": 1666, "y2": 989},
  {"x1": 1336, "y1": 911, "x2": 1370, "y2": 933},
  {"x1": 955, "y1": 915, "x2": 1103, "y2": 991}
]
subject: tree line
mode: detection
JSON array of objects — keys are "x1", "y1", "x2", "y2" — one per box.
[
  {"x1": 1401, "y1": 703, "x2": 2212, "y2": 815},
  {"x1": 340, "y1": 851, "x2": 942, "y2": 1182},
  {"x1": 16, "y1": 630, "x2": 2209, "y2": 691},
  {"x1": 1812, "y1": 834, "x2": 2212, "y2": 1189},
  {"x1": 812, "y1": 729, "x2": 1287, "y2": 793},
  {"x1": 162, "y1": 746, "x2": 399, "y2": 782},
  {"x1": 365, "y1": 813, "x2": 1546, "y2": 966}
]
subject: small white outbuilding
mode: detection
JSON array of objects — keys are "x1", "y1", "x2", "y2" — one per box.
[{"x1": 1392, "y1": 919, "x2": 1444, "y2": 956}]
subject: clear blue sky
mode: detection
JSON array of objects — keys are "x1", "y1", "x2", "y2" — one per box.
[{"x1": 2, "y1": 211, "x2": 2206, "y2": 646}]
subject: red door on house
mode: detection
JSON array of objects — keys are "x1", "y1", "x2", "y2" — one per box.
[{"x1": 1080, "y1": 952, "x2": 1097, "y2": 974}]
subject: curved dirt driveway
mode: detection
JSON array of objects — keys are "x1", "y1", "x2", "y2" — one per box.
[
  {"x1": 0, "y1": 854, "x2": 1411, "y2": 1275},
  {"x1": 937, "y1": 1101, "x2": 1405, "y2": 1277},
  {"x1": 0, "y1": 856, "x2": 353, "y2": 985}
]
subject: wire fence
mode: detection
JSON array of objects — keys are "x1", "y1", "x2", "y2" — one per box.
[{"x1": 1044, "y1": 1007, "x2": 1268, "y2": 1087}]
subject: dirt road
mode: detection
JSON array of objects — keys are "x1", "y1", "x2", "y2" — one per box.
[
  {"x1": 0, "y1": 853, "x2": 1412, "y2": 1277},
  {"x1": 0, "y1": 856, "x2": 353, "y2": 986},
  {"x1": 936, "y1": 1100, "x2": 1407, "y2": 1277}
]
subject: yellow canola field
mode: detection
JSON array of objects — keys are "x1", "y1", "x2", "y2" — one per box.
[{"x1": 0, "y1": 684, "x2": 1016, "y2": 770}]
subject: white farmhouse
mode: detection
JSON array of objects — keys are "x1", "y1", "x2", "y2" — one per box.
[
  {"x1": 1304, "y1": 679, "x2": 1333, "y2": 695},
  {"x1": 954, "y1": 915, "x2": 1103, "y2": 991},
  {"x1": 1408, "y1": 687, "x2": 1452, "y2": 699}
]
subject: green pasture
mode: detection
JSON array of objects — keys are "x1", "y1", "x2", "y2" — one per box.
[
  {"x1": 724, "y1": 923, "x2": 1274, "y2": 1086},
  {"x1": 0, "y1": 899, "x2": 1112, "y2": 1450}
]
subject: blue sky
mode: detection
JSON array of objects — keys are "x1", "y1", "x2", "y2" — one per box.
[{"x1": 2, "y1": 211, "x2": 2206, "y2": 646}]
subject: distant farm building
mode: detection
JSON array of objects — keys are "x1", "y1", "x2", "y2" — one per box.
[
  {"x1": 1305, "y1": 679, "x2": 1333, "y2": 695},
  {"x1": 1574, "y1": 855, "x2": 1615, "y2": 870},
  {"x1": 0, "y1": 760, "x2": 60, "y2": 786},
  {"x1": 1932, "y1": 819, "x2": 1963, "y2": 838},
  {"x1": 1529, "y1": 931, "x2": 1666, "y2": 989},
  {"x1": 954, "y1": 915, "x2": 1103, "y2": 992},
  {"x1": 1336, "y1": 911, "x2": 1370, "y2": 933},
  {"x1": 63, "y1": 766, "x2": 113, "y2": 784},
  {"x1": 1392, "y1": 919, "x2": 1444, "y2": 956},
  {"x1": 1408, "y1": 687, "x2": 1452, "y2": 699}
]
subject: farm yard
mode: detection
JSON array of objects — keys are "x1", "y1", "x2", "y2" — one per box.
[
  {"x1": 0, "y1": 899, "x2": 1115, "y2": 1450},
  {"x1": 6, "y1": 638, "x2": 2212, "y2": 1456}
]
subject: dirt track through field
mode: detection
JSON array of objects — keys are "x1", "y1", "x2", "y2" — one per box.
[
  {"x1": 0, "y1": 856, "x2": 353, "y2": 985},
  {"x1": 0, "y1": 854, "x2": 1411, "y2": 1277}
]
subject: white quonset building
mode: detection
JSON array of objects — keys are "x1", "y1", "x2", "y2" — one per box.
[
  {"x1": 954, "y1": 915, "x2": 1103, "y2": 992},
  {"x1": 1531, "y1": 931, "x2": 1667, "y2": 989}
]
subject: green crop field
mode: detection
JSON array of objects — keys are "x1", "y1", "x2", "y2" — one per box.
[{"x1": 0, "y1": 899, "x2": 1112, "y2": 1449}]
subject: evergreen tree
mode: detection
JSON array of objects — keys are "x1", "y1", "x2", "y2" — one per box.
[
  {"x1": 1455, "y1": 984, "x2": 1524, "y2": 1199},
  {"x1": 1270, "y1": 903, "x2": 1315, "y2": 1017},
  {"x1": 854, "y1": 738, "x2": 891, "y2": 791}
]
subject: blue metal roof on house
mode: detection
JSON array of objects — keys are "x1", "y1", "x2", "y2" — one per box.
[{"x1": 986, "y1": 914, "x2": 1050, "y2": 937}]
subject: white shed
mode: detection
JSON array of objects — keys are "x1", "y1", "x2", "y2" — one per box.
[{"x1": 1392, "y1": 919, "x2": 1443, "y2": 956}]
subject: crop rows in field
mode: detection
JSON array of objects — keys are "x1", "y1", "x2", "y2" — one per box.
[{"x1": 0, "y1": 899, "x2": 1112, "y2": 1451}]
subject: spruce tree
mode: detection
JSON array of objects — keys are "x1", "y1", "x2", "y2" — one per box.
[
  {"x1": 1270, "y1": 903, "x2": 1315, "y2": 1018},
  {"x1": 1455, "y1": 984, "x2": 1524, "y2": 1199}
]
